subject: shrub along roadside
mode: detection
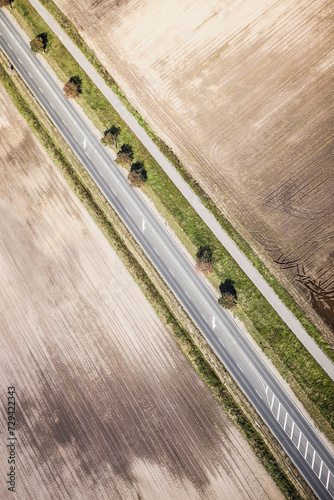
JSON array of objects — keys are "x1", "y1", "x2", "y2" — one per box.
[
  {"x1": 0, "y1": 60, "x2": 305, "y2": 500},
  {"x1": 7, "y1": 0, "x2": 334, "y2": 439}
]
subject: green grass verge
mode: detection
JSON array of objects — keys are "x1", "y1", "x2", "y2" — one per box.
[
  {"x1": 0, "y1": 59, "x2": 304, "y2": 500},
  {"x1": 7, "y1": 0, "x2": 334, "y2": 438}
]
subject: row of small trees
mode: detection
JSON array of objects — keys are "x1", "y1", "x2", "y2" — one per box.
[
  {"x1": 196, "y1": 246, "x2": 237, "y2": 309},
  {"x1": 28, "y1": 33, "x2": 82, "y2": 99},
  {"x1": 101, "y1": 131, "x2": 147, "y2": 188},
  {"x1": 26, "y1": 27, "x2": 232, "y2": 308},
  {"x1": 26, "y1": 30, "x2": 147, "y2": 188}
]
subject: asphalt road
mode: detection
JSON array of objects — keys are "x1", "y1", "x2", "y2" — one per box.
[{"x1": 0, "y1": 11, "x2": 333, "y2": 499}]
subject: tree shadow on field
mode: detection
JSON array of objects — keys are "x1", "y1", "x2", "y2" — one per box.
[
  {"x1": 219, "y1": 279, "x2": 237, "y2": 299},
  {"x1": 104, "y1": 125, "x2": 120, "y2": 138},
  {"x1": 37, "y1": 32, "x2": 48, "y2": 49},
  {"x1": 69, "y1": 75, "x2": 82, "y2": 94}
]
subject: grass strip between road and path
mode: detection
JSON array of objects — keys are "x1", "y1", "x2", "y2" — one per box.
[
  {"x1": 0, "y1": 58, "x2": 308, "y2": 500},
  {"x1": 6, "y1": 0, "x2": 334, "y2": 440}
]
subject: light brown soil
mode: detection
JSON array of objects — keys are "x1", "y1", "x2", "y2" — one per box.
[
  {"x1": 0, "y1": 84, "x2": 283, "y2": 499},
  {"x1": 52, "y1": 0, "x2": 334, "y2": 333}
]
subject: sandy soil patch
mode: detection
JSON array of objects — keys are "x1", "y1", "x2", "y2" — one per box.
[
  {"x1": 0, "y1": 83, "x2": 283, "y2": 499},
  {"x1": 52, "y1": 0, "x2": 334, "y2": 333}
]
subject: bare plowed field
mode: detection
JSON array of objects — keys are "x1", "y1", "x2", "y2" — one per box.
[
  {"x1": 0, "y1": 83, "x2": 283, "y2": 499},
  {"x1": 52, "y1": 0, "x2": 334, "y2": 331}
]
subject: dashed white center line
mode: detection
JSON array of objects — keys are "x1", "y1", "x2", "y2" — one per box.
[
  {"x1": 184, "y1": 291, "x2": 191, "y2": 299},
  {"x1": 28, "y1": 72, "x2": 33, "y2": 78},
  {"x1": 169, "y1": 269, "x2": 175, "y2": 277},
  {"x1": 218, "y1": 338, "x2": 225, "y2": 347},
  {"x1": 153, "y1": 247, "x2": 159, "y2": 255},
  {"x1": 61, "y1": 119, "x2": 67, "y2": 127},
  {"x1": 255, "y1": 389, "x2": 262, "y2": 400},
  {"x1": 98, "y1": 170, "x2": 103, "y2": 177},
  {"x1": 237, "y1": 363, "x2": 243, "y2": 373},
  {"x1": 39, "y1": 87, "x2": 43, "y2": 93},
  {"x1": 7, "y1": 43, "x2": 11, "y2": 49},
  {"x1": 200, "y1": 314, "x2": 208, "y2": 323},
  {"x1": 85, "y1": 152, "x2": 90, "y2": 159},
  {"x1": 17, "y1": 57, "x2": 22, "y2": 64},
  {"x1": 72, "y1": 135, "x2": 78, "y2": 143},
  {"x1": 110, "y1": 188, "x2": 116, "y2": 195},
  {"x1": 125, "y1": 208, "x2": 130, "y2": 215}
]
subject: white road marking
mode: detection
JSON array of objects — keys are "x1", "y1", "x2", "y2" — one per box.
[
  {"x1": 73, "y1": 135, "x2": 78, "y2": 143},
  {"x1": 311, "y1": 450, "x2": 316, "y2": 469},
  {"x1": 218, "y1": 338, "x2": 225, "y2": 347},
  {"x1": 319, "y1": 460, "x2": 323, "y2": 479},
  {"x1": 110, "y1": 188, "x2": 116, "y2": 195},
  {"x1": 290, "y1": 421, "x2": 295, "y2": 439},
  {"x1": 270, "y1": 394, "x2": 275, "y2": 410},
  {"x1": 304, "y1": 441, "x2": 310, "y2": 460},
  {"x1": 39, "y1": 87, "x2": 43, "y2": 93},
  {"x1": 28, "y1": 72, "x2": 33, "y2": 78},
  {"x1": 201, "y1": 314, "x2": 208, "y2": 323},
  {"x1": 169, "y1": 269, "x2": 175, "y2": 277},
  {"x1": 98, "y1": 170, "x2": 103, "y2": 177},
  {"x1": 0, "y1": 32, "x2": 2, "y2": 36},
  {"x1": 142, "y1": 219, "x2": 146, "y2": 232},
  {"x1": 255, "y1": 389, "x2": 262, "y2": 400},
  {"x1": 61, "y1": 119, "x2": 67, "y2": 127},
  {"x1": 283, "y1": 412, "x2": 288, "y2": 430},
  {"x1": 125, "y1": 207, "x2": 130, "y2": 215},
  {"x1": 17, "y1": 57, "x2": 22, "y2": 63},
  {"x1": 297, "y1": 431, "x2": 302, "y2": 450},
  {"x1": 83, "y1": 136, "x2": 87, "y2": 149},
  {"x1": 50, "y1": 102, "x2": 54, "y2": 109},
  {"x1": 85, "y1": 152, "x2": 90, "y2": 159},
  {"x1": 212, "y1": 316, "x2": 216, "y2": 330},
  {"x1": 237, "y1": 363, "x2": 243, "y2": 373},
  {"x1": 326, "y1": 469, "x2": 330, "y2": 489},
  {"x1": 153, "y1": 247, "x2": 159, "y2": 255},
  {"x1": 184, "y1": 291, "x2": 191, "y2": 299},
  {"x1": 7, "y1": 43, "x2": 11, "y2": 49},
  {"x1": 277, "y1": 402, "x2": 281, "y2": 420}
]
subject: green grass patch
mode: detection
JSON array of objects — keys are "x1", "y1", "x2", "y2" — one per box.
[
  {"x1": 0, "y1": 60, "x2": 304, "y2": 499},
  {"x1": 8, "y1": 0, "x2": 334, "y2": 438}
]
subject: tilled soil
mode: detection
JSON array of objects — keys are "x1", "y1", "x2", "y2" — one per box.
[
  {"x1": 0, "y1": 83, "x2": 283, "y2": 499},
  {"x1": 53, "y1": 0, "x2": 334, "y2": 333}
]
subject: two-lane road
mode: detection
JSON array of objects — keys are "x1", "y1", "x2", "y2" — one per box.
[{"x1": 0, "y1": 11, "x2": 333, "y2": 499}]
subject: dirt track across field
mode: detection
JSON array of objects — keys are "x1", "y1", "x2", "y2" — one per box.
[
  {"x1": 0, "y1": 83, "x2": 283, "y2": 499},
  {"x1": 51, "y1": 0, "x2": 334, "y2": 333}
]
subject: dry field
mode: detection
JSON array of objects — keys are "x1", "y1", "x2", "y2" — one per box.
[
  {"x1": 53, "y1": 0, "x2": 334, "y2": 331},
  {"x1": 0, "y1": 83, "x2": 283, "y2": 499}
]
